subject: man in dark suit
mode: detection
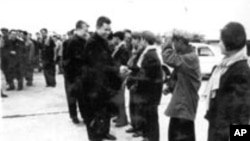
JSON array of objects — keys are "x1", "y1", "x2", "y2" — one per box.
[
  {"x1": 82, "y1": 16, "x2": 122, "y2": 141},
  {"x1": 62, "y1": 20, "x2": 89, "y2": 124},
  {"x1": 40, "y1": 28, "x2": 56, "y2": 87}
]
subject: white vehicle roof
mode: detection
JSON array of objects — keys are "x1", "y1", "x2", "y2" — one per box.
[{"x1": 189, "y1": 42, "x2": 223, "y2": 56}]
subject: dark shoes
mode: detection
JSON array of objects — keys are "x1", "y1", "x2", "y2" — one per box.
[
  {"x1": 115, "y1": 121, "x2": 128, "y2": 127},
  {"x1": 17, "y1": 86, "x2": 23, "y2": 91},
  {"x1": 1, "y1": 93, "x2": 8, "y2": 98},
  {"x1": 142, "y1": 137, "x2": 149, "y2": 141},
  {"x1": 6, "y1": 85, "x2": 22, "y2": 91},
  {"x1": 132, "y1": 131, "x2": 143, "y2": 138},
  {"x1": 46, "y1": 84, "x2": 56, "y2": 87},
  {"x1": 71, "y1": 117, "x2": 80, "y2": 124},
  {"x1": 126, "y1": 128, "x2": 136, "y2": 133},
  {"x1": 27, "y1": 82, "x2": 33, "y2": 86},
  {"x1": 6, "y1": 86, "x2": 15, "y2": 91},
  {"x1": 102, "y1": 134, "x2": 117, "y2": 140}
]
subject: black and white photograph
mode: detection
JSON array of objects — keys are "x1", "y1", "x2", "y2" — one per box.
[{"x1": 1, "y1": 0, "x2": 250, "y2": 141}]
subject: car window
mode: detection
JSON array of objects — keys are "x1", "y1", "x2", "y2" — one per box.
[{"x1": 197, "y1": 46, "x2": 214, "y2": 56}]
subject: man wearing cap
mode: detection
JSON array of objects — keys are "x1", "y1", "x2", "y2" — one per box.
[
  {"x1": 162, "y1": 31, "x2": 201, "y2": 141},
  {"x1": 63, "y1": 20, "x2": 89, "y2": 124}
]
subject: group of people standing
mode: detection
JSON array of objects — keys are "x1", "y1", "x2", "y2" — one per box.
[
  {"x1": 62, "y1": 17, "x2": 167, "y2": 141},
  {"x1": 1, "y1": 16, "x2": 250, "y2": 141},
  {"x1": 1, "y1": 26, "x2": 65, "y2": 97},
  {"x1": 61, "y1": 16, "x2": 250, "y2": 141},
  {"x1": 1, "y1": 28, "x2": 36, "y2": 93}
]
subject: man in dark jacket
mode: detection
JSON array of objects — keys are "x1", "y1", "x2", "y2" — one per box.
[
  {"x1": 82, "y1": 16, "x2": 121, "y2": 141},
  {"x1": 204, "y1": 22, "x2": 250, "y2": 141},
  {"x1": 62, "y1": 20, "x2": 89, "y2": 124},
  {"x1": 127, "y1": 31, "x2": 163, "y2": 141},
  {"x1": 40, "y1": 28, "x2": 56, "y2": 87},
  {"x1": 5, "y1": 30, "x2": 26, "y2": 90}
]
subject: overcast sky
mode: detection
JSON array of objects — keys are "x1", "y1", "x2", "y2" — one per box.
[{"x1": 1, "y1": 0, "x2": 250, "y2": 39}]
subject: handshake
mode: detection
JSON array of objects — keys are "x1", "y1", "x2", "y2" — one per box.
[{"x1": 120, "y1": 65, "x2": 131, "y2": 76}]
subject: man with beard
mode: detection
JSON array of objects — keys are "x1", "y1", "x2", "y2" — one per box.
[
  {"x1": 82, "y1": 16, "x2": 122, "y2": 141},
  {"x1": 40, "y1": 28, "x2": 56, "y2": 87},
  {"x1": 62, "y1": 20, "x2": 89, "y2": 124}
]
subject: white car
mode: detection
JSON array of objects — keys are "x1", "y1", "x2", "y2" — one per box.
[{"x1": 190, "y1": 42, "x2": 224, "y2": 79}]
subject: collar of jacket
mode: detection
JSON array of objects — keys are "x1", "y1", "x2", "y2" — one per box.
[
  {"x1": 137, "y1": 45, "x2": 158, "y2": 68},
  {"x1": 93, "y1": 32, "x2": 111, "y2": 53},
  {"x1": 93, "y1": 32, "x2": 106, "y2": 43},
  {"x1": 73, "y1": 34, "x2": 86, "y2": 42}
]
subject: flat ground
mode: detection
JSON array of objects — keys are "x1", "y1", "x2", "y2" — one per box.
[{"x1": 0, "y1": 72, "x2": 209, "y2": 141}]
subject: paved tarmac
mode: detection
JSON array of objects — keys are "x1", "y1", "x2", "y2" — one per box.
[{"x1": 1, "y1": 72, "x2": 209, "y2": 141}]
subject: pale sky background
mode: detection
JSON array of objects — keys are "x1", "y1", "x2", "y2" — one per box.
[{"x1": 0, "y1": 0, "x2": 250, "y2": 39}]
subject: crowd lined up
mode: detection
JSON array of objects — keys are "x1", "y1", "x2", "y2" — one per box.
[
  {"x1": 0, "y1": 27, "x2": 66, "y2": 92},
  {"x1": 1, "y1": 16, "x2": 250, "y2": 141}
]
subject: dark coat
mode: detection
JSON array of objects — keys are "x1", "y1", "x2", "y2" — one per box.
[
  {"x1": 128, "y1": 48, "x2": 163, "y2": 105},
  {"x1": 5, "y1": 39, "x2": 25, "y2": 68},
  {"x1": 205, "y1": 60, "x2": 250, "y2": 125},
  {"x1": 63, "y1": 35, "x2": 86, "y2": 82},
  {"x1": 41, "y1": 36, "x2": 55, "y2": 64},
  {"x1": 162, "y1": 47, "x2": 201, "y2": 121},
  {"x1": 112, "y1": 42, "x2": 131, "y2": 66},
  {"x1": 82, "y1": 33, "x2": 122, "y2": 100}
]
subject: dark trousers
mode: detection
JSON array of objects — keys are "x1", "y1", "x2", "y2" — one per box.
[
  {"x1": 2, "y1": 68, "x2": 11, "y2": 85},
  {"x1": 169, "y1": 117, "x2": 196, "y2": 141},
  {"x1": 141, "y1": 105, "x2": 159, "y2": 141},
  {"x1": 84, "y1": 95, "x2": 112, "y2": 141},
  {"x1": 1, "y1": 57, "x2": 11, "y2": 85},
  {"x1": 207, "y1": 122, "x2": 229, "y2": 141},
  {"x1": 129, "y1": 88, "x2": 140, "y2": 131},
  {"x1": 24, "y1": 63, "x2": 34, "y2": 84},
  {"x1": 43, "y1": 62, "x2": 56, "y2": 86},
  {"x1": 64, "y1": 76, "x2": 85, "y2": 119},
  {"x1": 8, "y1": 63, "x2": 23, "y2": 89}
]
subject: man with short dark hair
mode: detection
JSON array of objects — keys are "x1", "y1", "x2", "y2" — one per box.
[
  {"x1": 63, "y1": 20, "x2": 89, "y2": 124},
  {"x1": 82, "y1": 16, "x2": 120, "y2": 141},
  {"x1": 205, "y1": 22, "x2": 250, "y2": 141},
  {"x1": 40, "y1": 28, "x2": 56, "y2": 87}
]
